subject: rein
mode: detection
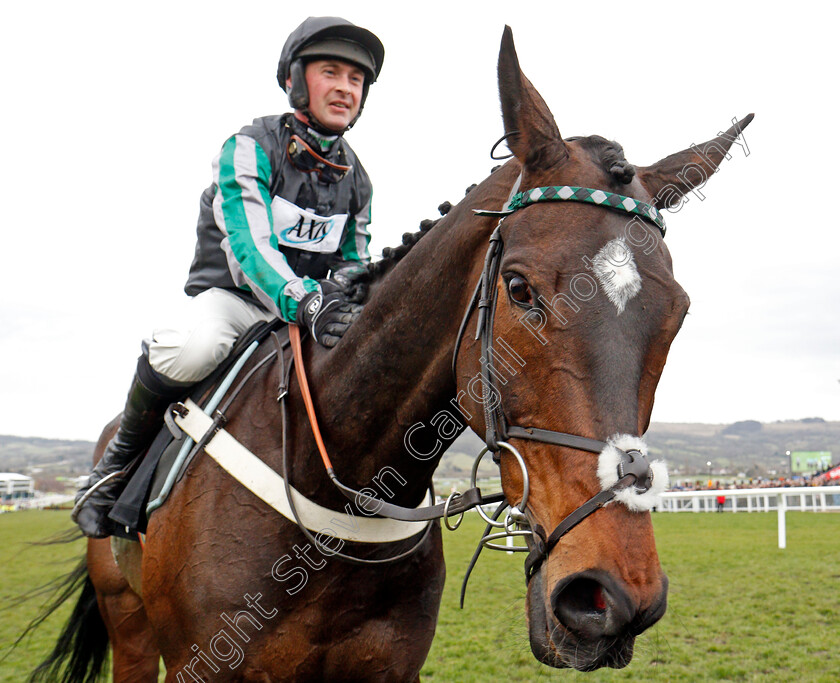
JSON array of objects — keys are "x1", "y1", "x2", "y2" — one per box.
[{"x1": 286, "y1": 324, "x2": 504, "y2": 563}]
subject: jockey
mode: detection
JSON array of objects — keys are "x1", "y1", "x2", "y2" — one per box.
[{"x1": 72, "y1": 16, "x2": 385, "y2": 538}]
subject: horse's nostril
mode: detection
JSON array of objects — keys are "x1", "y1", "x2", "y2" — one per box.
[
  {"x1": 552, "y1": 578, "x2": 607, "y2": 630},
  {"x1": 551, "y1": 571, "x2": 635, "y2": 639}
]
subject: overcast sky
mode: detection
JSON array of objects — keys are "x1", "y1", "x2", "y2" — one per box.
[{"x1": 1, "y1": 1, "x2": 837, "y2": 441}]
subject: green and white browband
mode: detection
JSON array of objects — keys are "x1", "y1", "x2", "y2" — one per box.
[{"x1": 476, "y1": 185, "x2": 667, "y2": 237}]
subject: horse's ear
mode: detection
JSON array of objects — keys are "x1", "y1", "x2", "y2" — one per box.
[
  {"x1": 498, "y1": 26, "x2": 567, "y2": 170},
  {"x1": 637, "y1": 114, "x2": 755, "y2": 209}
]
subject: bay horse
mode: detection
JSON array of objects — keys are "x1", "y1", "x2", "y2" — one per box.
[{"x1": 35, "y1": 27, "x2": 751, "y2": 681}]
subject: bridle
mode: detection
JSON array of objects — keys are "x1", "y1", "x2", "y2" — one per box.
[
  {"x1": 289, "y1": 179, "x2": 666, "y2": 577},
  {"x1": 452, "y1": 181, "x2": 667, "y2": 583}
]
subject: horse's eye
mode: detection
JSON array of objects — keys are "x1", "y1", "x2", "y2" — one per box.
[{"x1": 507, "y1": 275, "x2": 533, "y2": 306}]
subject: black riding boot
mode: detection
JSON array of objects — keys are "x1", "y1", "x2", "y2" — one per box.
[{"x1": 72, "y1": 358, "x2": 184, "y2": 538}]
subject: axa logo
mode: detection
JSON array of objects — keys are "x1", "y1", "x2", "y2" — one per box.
[{"x1": 280, "y1": 217, "x2": 334, "y2": 244}]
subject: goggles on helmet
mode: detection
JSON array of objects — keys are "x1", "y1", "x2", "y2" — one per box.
[{"x1": 287, "y1": 134, "x2": 352, "y2": 183}]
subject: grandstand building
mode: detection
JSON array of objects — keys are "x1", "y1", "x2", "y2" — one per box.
[{"x1": 0, "y1": 472, "x2": 35, "y2": 502}]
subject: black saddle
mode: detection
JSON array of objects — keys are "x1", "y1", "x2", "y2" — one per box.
[{"x1": 109, "y1": 319, "x2": 285, "y2": 538}]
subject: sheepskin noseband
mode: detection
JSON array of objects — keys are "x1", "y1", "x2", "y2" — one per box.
[{"x1": 597, "y1": 434, "x2": 669, "y2": 512}]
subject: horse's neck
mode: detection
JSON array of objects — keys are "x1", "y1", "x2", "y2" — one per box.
[{"x1": 312, "y1": 164, "x2": 519, "y2": 501}]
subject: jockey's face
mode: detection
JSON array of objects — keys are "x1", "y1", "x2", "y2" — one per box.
[{"x1": 297, "y1": 59, "x2": 365, "y2": 132}]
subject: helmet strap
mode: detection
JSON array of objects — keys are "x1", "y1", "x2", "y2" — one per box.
[{"x1": 288, "y1": 59, "x2": 309, "y2": 110}]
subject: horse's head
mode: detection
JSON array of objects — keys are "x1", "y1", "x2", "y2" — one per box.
[{"x1": 455, "y1": 27, "x2": 752, "y2": 670}]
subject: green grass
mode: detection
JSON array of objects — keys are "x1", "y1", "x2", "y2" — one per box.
[
  {"x1": 423, "y1": 512, "x2": 840, "y2": 682},
  {"x1": 0, "y1": 510, "x2": 88, "y2": 682},
  {"x1": 1, "y1": 510, "x2": 838, "y2": 682}
]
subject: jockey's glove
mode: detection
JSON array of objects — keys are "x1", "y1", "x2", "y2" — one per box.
[
  {"x1": 318, "y1": 278, "x2": 346, "y2": 296},
  {"x1": 320, "y1": 271, "x2": 369, "y2": 304},
  {"x1": 296, "y1": 291, "x2": 363, "y2": 348}
]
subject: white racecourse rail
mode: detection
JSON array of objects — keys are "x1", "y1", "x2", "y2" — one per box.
[{"x1": 657, "y1": 486, "x2": 840, "y2": 548}]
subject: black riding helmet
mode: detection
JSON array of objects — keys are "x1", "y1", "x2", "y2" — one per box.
[{"x1": 278, "y1": 17, "x2": 385, "y2": 132}]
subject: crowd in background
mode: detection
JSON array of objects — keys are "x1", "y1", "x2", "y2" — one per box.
[{"x1": 670, "y1": 470, "x2": 840, "y2": 491}]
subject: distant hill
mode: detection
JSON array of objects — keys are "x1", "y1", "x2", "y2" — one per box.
[
  {"x1": 0, "y1": 435, "x2": 95, "y2": 473},
  {"x1": 2, "y1": 418, "x2": 838, "y2": 485},
  {"x1": 0, "y1": 435, "x2": 97, "y2": 493}
]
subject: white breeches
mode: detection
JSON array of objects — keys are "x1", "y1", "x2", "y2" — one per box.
[{"x1": 146, "y1": 288, "x2": 276, "y2": 384}]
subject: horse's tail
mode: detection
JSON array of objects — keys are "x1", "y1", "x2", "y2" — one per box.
[{"x1": 23, "y1": 554, "x2": 110, "y2": 683}]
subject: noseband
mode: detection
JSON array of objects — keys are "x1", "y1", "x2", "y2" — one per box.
[{"x1": 455, "y1": 182, "x2": 666, "y2": 583}]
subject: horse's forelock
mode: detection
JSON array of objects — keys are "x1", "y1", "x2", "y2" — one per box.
[{"x1": 570, "y1": 135, "x2": 636, "y2": 185}]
